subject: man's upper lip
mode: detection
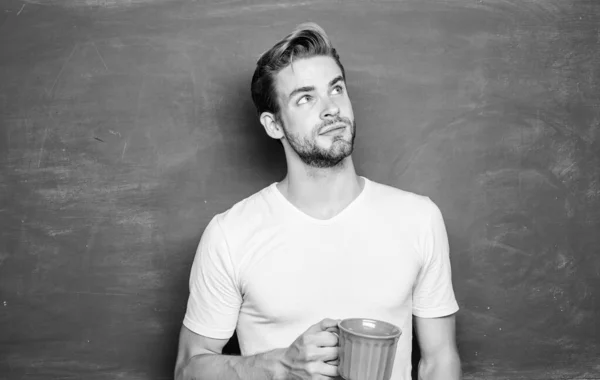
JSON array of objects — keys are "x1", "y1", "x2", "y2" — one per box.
[{"x1": 320, "y1": 123, "x2": 346, "y2": 134}]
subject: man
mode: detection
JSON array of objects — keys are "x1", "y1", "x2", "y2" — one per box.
[{"x1": 174, "y1": 23, "x2": 461, "y2": 380}]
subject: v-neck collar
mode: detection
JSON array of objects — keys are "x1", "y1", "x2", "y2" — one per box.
[{"x1": 270, "y1": 176, "x2": 370, "y2": 225}]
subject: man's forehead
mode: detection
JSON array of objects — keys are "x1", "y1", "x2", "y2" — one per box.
[{"x1": 276, "y1": 56, "x2": 342, "y2": 92}]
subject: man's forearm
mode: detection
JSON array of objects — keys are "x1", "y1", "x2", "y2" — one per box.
[
  {"x1": 418, "y1": 351, "x2": 462, "y2": 380},
  {"x1": 177, "y1": 348, "x2": 286, "y2": 380}
]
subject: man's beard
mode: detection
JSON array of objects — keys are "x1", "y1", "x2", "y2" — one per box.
[{"x1": 281, "y1": 116, "x2": 356, "y2": 169}]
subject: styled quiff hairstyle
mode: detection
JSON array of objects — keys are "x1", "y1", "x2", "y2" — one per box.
[{"x1": 250, "y1": 22, "x2": 346, "y2": 121}]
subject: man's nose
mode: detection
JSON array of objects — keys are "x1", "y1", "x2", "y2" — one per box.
[{"x1": 320, "y1": 96, "x2": 340, "y2": 119}]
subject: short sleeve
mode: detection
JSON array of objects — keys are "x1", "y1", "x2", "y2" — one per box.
[
  {"x1": 183, "y1": 216, "x2": 242, "y2": 339},
  {"x1": 412, "y1": 199, "x2": 459, "y2": 318}
]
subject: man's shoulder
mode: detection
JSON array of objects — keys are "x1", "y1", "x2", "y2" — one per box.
[
  {"x1": 367, "y1": 177, "x2": 437, "y2": 213},
  {"x1": 210, "y1": 182, "x2": 278, "y2": 231}
]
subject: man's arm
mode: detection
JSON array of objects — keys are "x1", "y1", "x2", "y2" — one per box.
[
  {"x1": 414, "y1": 314, "x2": 462, "y2": 380},
  {"x1": 174, "y1": 325, "x2": 287, "y2": 380}
]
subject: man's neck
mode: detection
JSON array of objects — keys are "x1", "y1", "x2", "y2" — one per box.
[{"x1": 276, "y1": 157, "x2": 364, "y2": 219}]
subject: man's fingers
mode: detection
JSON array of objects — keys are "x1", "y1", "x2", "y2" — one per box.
[
  {"x1": 318, "y1": 347, "x2": 339, "y2": 362},
  {"x1": 307, "y1": 318, "x2": 340, "y2": 334},
  {"x1": 313, "y1": 331, "x2": 339, "y2": 347},
  {"x1": 305, "y1": 345, "x2": 339, "y2": 362},
  {"x1": 319, "y1": 318, "x2": 341, "y2": 331},
  {"x1": 306, "y1": 346, "x2": 339, "y2": 362},
  {"x1": 315, "y1": 361, "x2": 340, "y2": 378}
]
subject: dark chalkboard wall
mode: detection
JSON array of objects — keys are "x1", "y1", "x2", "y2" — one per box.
[{"x1": 1, "y1": 0, "x2": 599, "y2": 379}]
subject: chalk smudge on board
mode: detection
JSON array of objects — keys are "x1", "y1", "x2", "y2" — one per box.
[
  {"x1": 206, "y1": 0, "x2": 328, "y2": 17},
  {"x1": 47, "y1": 44, "x2": 78, "y2": 98},
  {"x1": 22, "y1": 0, "x2": 175, "y2": 9},
  {"x1": 37, "y1": 127, "x2": 48, "y2": 168},
  {"x1": 116, "y1": 211, "x2": 154, "y2": 228},
  {"x1": 92, "y1": 42, "x2": 108, "y2": 72}
]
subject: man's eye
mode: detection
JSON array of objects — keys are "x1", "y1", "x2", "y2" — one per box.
[
  {"x1": 297, "y1": 95, "x2": 311, "y2": 105},
  {"x1": 332, "y1": 85, "x2": 344, "y2": 94}
]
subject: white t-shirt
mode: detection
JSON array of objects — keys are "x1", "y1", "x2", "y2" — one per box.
[{"x1": 183, "y1": 176, "x2": 459, "y2": 380}]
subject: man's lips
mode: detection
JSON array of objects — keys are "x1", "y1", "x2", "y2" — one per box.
[{"x1": 319, "y1": 123, "x2": 347, "y2": 135}]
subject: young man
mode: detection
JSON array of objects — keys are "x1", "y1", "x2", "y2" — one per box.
[{"x1": 174, "y1": 23, "x2": 461, "y2": 380}]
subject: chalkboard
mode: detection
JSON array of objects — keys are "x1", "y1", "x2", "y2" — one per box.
[{"x1": 1, "y1": 0, "x2": 599, "y2": 379}]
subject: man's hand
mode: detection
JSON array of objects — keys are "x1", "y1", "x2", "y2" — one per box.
[{"x1": 280, "y1": 318, "x2": 341, "y2": 379}]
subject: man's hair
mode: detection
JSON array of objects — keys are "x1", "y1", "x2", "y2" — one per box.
[{"x1": 250, "y1": 22, "x2": 346, "y2": 121}]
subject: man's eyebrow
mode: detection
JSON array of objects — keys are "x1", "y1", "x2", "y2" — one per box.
[
  {"x1": 288, "y1": 86, "x2": 315, "y2": 101},
  {"x1": 287, "y1": 75, "x2": 346, "y2": 102},
  {"x1": 329, "y1": 75, "x2": 344, "y2": 87}
]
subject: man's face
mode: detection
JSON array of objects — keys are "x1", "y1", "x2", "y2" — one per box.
[{"x1": 274, "y1": 55, "x2": 356, "y2": 168}]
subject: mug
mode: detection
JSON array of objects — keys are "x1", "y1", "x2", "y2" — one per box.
[{"x1": 333, "y1": 318, "x2": 402, "y2": 380}]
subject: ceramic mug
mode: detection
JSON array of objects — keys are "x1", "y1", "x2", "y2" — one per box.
[{"x1": 333, "y1": 318, "x2": 402, "y2": 380}]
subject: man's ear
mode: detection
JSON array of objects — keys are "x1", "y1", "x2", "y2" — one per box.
[{"x1": 260, "y1": 112, "x2": 285, "y2": 140}]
